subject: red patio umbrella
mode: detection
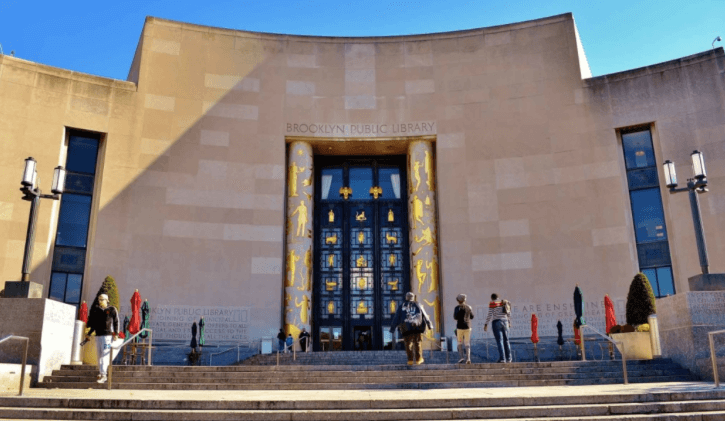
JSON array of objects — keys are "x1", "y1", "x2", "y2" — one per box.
[
  {"x1": 531, "y1": 314, "x2": 539, "y2": 344},
  {"x1": 573, "y1": 321, "x2": 581, "y2": 345},
  {"x1": 129, "y1": 289, "x2": 142, "y2": 335},
  {"x1": 604, "y1": 294, "x2": 616, "y2": 334},
  {"x1": 78, "y1": 301, "x2": 88, "y2": 323}
]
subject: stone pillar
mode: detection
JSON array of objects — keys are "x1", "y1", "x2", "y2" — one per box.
[
  {"x1": 407, "y1": 140, "x2": 441, "y2": 345},
  {"x1": 284, "y1": 141, "x2": 314, "y2": 349}
]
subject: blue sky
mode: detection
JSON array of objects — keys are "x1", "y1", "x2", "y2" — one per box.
[{"x1": 0, "y1": 0, "x2": 722, "y2": 80}]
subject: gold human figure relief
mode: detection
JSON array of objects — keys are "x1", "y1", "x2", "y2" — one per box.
[
  {"x1": 357, "y1": 277, "x2": 367, "y2": 289},
  {"x1": 358, "y1": 231, "x2": 365, "y2": 244},
  {"x1": 355, "y1": 211, "x2": 366, "y2": 221},
  {"x1": 415, "y1": 260, "x2": 427, "y2": 293},
  {"x1": 414, "y1": 227, "x2": 433, "y2": 246},
  {"x1": 424, "y1": 150, "x2": 433, "y2": 190},
  {"x1": 295, "y1": 295, "x2": 310, "y2": 324},
  {"x1": 288, "y1": 162, "x2": 306, "y2": 197},
  {"x1": 413, "y1": 161, "x2": 422, "y2": 191},
  {"x1": 328, "y1": 254, "x2": 335, "y2": 268},
  {"x1": 426, "y1": 260, "x2": 439, "y2": 293},
  {"x1": 356, "y1": 255, "x2": 367, "y2": 267},
  {"x1": 390, "y1": 300, "x2": 397, "y2": 314},
  {"x1": 425, "y1": 195, "x2": 431, "y2": 206},
  {"x1": 369, "y1": 186, "x2": 382, "y2": 199},
  {"x1": 286, "y1": 250, "x2": 299, "y2": 287},
  {"x1": 325, "y1": 279, "x2": 337, "y2": 291},
  {"x1": 290, "y1": 200, "x2": 308, "y2": 237},
  {"x1": 357, "y1": 301, "x2": 368, "y2": 314},
  {"x1": 297, "y1": 248, "x2": 312, "y2": 291},
  {"x1": 411, "y1": 195, "x2": 424, "y2": 228},
  {"x1": 325, "y1": 233, "x2": 337, "y2": 244},
  {"x1": 327, "y1": 301, "x2": 335, "y2": 314},
  {"x1": 385, "y1": 231, "x2": 397, "y2": 244},
  {"x1": 388, "y1": 209, "x2": 394, "y2": 222},
  {"x1": 388, "y1": 254, "x2": 396, "y2": 266},
  {"x1": 339, "y1": 186, "x2": 352, "y2": 200},
  {"x1": 328, "y1": 209, "x2": 335, "y2": 223},
  {"x1": 424, "y1": 295, "x2": 441, "y2": 332},
  {"x1": 387, "y1": 278, "x2": 399, "y2": 291}
]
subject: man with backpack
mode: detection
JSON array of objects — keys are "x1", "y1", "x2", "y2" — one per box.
[
  {"x1": 390, "y1": 292, "x2": 433, "y2": 365},
  {"x1": 453, "y1": 294, "x2": 474, "y2": 364},
  {"x1": 483, "y1": 293, "x2": 512, "y2": 363}
]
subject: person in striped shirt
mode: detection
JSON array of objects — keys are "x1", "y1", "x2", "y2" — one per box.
[{"x1": 483, "y1": 293, "x2": 512, "y2": 363}]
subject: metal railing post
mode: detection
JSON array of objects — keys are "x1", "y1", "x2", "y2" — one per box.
[
  {"x1": 709, "y1": 330, "x2": 724, "y2": 387},
  {"x1": 107, "y1": 339, "x2": 113, "y2": 390},
  {"x1": 580, "y1": 326, "x2": 586, "y2": 361},
  {"x1": 107, "y1": 328, "x2": 153, "y2": 390},
  {"x1": 147, "y1": 330, "x2": 153, "y2": 366},
  {"x1": 620, "y1": 341, "x2": 628, "y2": 384}
]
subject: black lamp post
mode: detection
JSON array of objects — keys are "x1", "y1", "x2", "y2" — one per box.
[
  {"x1": 663, "y1": 150, "x2": 711, "y2": 275},
  {"x1": 6, "y1": 157, "x2": 66, "y2": 297}
]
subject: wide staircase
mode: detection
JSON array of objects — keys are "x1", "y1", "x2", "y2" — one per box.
[
  {"x1": 38, "y1": 351, "x2": 695, "y2": 390},
  {"x1": 5, "y1": 353, "x2": 722, "y2": 420}
]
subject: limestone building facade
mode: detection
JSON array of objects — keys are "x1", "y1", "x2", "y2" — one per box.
[{"x1": 1, "y1": 13, "x2": 724, "y2": 349}]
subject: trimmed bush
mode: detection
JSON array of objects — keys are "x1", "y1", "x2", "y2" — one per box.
[
  {"x1": 622, "y1": 324, "x2": 635, "y2": 333},
  {"x1": 636, "y1": 323, "x2": 650, "y2": 332},
  {"x1": 626, "y1": 272, "x2": 657, "y2": 326},
  {"x1": 93, "y1": 275, "x2": 120, "y2": 310}
]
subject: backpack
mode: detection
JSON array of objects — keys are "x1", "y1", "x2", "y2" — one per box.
[
  {"x1": 502, "y1": 300, "x2": 512, "y2": 316},
  {"x1": 400, "y1": 302, "x2": 425, "y2": 334}
]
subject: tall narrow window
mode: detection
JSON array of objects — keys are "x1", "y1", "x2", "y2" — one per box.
[
  {"x1": 621, "y1": 128, "x2": 675, "y2": 297},
  {"x1": 48, "y1": 131, "x2": 100, "y2": 308}
]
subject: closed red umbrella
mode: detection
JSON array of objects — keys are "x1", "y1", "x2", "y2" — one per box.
[
  {"x1": 531, "y1": 314, "x2": 539, "y2": 344},
  {"x1": 604, "y1": 294, "x2": 616, "y2": 334},
  {"x1": 79, "y1": 301, "x2": 88, "y2": 323},
  {"x1": 574, "y1": 321, "x2": 581, "y2": 345},
  {"x1": 129, "y1": 289, "x2": 142, "y2": 335}
]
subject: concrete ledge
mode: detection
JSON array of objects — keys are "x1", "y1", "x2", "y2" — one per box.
[
  {"x1": 0, "y1": 363, "x2": 36, "y2": 392},
  {"x1": 689, "y1": 273, "x2": 725, "y2": 291}
]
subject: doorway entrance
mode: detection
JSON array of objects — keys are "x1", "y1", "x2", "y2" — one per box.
[{"x1": 313, "y1": 157, "x2": 410, "y2": 351}]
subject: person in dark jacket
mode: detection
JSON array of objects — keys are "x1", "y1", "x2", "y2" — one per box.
[
  {"x1": 84, "y1": 294, "x2": 119, "y2": 383},
  {"x1": 454, "y1": 294, "x2": 474, "y2": 364},
  {"x1": 390, "y1": 292, "x2": 433, "y2": 365},
  {"x1": 299, "y1": 328, "x2": 311, "y2": 352},
  {"x1": 277, "y1": 329, "x2": 286, "y2": 353}
]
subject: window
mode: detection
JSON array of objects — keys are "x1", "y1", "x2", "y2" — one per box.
[
  {"x1": 621, "y1": 128, "x2": 674, "y2": 297},
  {"x1": 48, "y1": 131, "x2": 100, "y2": 308}
]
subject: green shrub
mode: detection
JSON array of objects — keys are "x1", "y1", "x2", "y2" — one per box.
[
  {"x1": 622, "y1": 324, "x2": 635, "y2": 333},
  {"x1": 92, "y1": 275, "x2": 120, "y2": 310},
  {"x1": 625, "y1": 272, "x2": 657, "y2": 326}
]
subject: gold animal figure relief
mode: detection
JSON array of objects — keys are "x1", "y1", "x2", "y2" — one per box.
[
  {"x1": 288, "y1": 162, "x2": 306, "y2": 197},
  {"x1": 388, "y1": 209, "x2": 394, "y2": 222},
  {"x1": 290, "y1": 200, "x2": 308, "y2": 237},
  {"x1": 424, "y1": 296, "x2": 441, "y2": 332},
  {"x1": 327, "y1": 301, "x2": 335, "y2": 314},
  {"x1": 415, "y1": 260, "x2": 427, "y2": 293},
  {"x1": 339, "y1": 186, "x2": 352, "y2": 200},
  {"x1": 356, "y1": 255, "x2": 367, "y2": 268},
  {"x1": 328, "y1": 209, "x2": 335, "y2": 223},
  {"x1": 390, "y1": 300, "x2": 397, "y2": 314},
  {"x1": 388, "y1": 254, "x2": 396, "y2": 266},
  {"x1": 386, "y1": 231, "x2": 398, "y2": 244},
  {"x1": 426, "y1": 260, "x2": 439, "y2": 293},
  {"x1": 326, "y1": 233, "x2": 338, "y2": 244},
  {"x1": 325, "y1": 279, "x2": 337, "y2": 291},
  {"x1": 387, "y1": 278, "x2": 399, "y2": 291},
  {"x1": 328, "y1": 254, "x2": 335, "y2": 268},
  {"x1": 357, "y1": 277, "x2": 367, "y2": 289},
  {"x1": 295, "y1": 295, "x2": 310, "y2": 324},
  {"x1": 415, "y1": 227, "x2": 433, "y2": 246},
  {"x1": 302, "y1": 178, "x2": 311, "y2": 187},
  {"x1": 357, "y1": 301, "x2": 368, "y2": 314},
  {"x1": 424, "y1": 150, "x2": 433, "y2": 190},
  {"x1": 358, "y1": 231, "x2": 365, "y2": 244},
  {"x1": 286, "y1": 250, "x2": 299, "y2": 287},
  {"x1": 356, "y1": 211, "x2": 366, "y2": 221},
  {"x1": 411, "y1": 195, "x2": 424, "y2": 228},
  {"x1": 369, "y1": 186, "x2": 382, "y2": 199},
  {"x1": 413, "y1": 161, "x2": 422, "y2": 191},
  {"x1": 425, "y1": 195, "x2": 431, "y2": 206}
]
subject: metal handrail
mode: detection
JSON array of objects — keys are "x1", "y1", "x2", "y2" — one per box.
[
  {"x1": 579, "y1": 324, "x2": 627, "y2": 384},
  {"x1": 421, "y1": 335, "x2": 449, "y2": 364},
  {"x1": 708, "y1": 329, "x2": 725, "y2": 387},
  {"x1": 107, "y1": 328, "x2": 153, "y2": 390},
  {"x1": 0, "y1": 335, "x2": 29, "y2": 396},
  {"x1": 209, "y1": 341, "x2": 255, "y2": 366}
]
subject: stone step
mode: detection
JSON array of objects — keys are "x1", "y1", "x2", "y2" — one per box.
[{"x1": 1, "y1": 400, "x2": 725, "y2": 420}]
